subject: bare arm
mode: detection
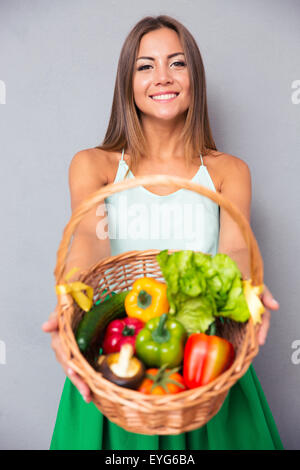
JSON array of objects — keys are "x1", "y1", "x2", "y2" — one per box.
[
  {"x1": 43, "y1": 149, "x2": 111, "y2": 401},
  {"x1": 217, "y1": 155, "x2": 279, "y2": 345},
  {"x1": 217, "y1": 155, "x2": 252, "y2": 279},
  {"x1": 63, "y1": 149, "x2": 111, "y2": 280}
]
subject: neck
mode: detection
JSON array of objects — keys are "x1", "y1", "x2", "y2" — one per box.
[{"x1": 140, "y1": 114, "x2": 186, "y2": 163}]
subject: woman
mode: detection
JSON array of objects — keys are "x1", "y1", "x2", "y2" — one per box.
[{"x1": 43, "y1": 15, "x2": 283, "y2": 450}]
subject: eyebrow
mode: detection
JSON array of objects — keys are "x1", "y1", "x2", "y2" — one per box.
[{"x1": 136, "y1": 52, "x2": 185, "y2": 61}]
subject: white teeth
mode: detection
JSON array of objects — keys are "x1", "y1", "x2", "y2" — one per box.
[{"x1": 151, "y1": 93, "x2": 178, "y2": 100}]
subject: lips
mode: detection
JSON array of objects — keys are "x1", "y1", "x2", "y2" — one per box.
[
  {"x1": 150, "y1": 91, "x2": 179, "y2": 98},
  {"x1": 149, "y1": 92, "x2": 180, "y2": 101}
]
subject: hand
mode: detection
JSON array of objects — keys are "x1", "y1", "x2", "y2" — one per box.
[
  {"x1": 42, "y1": 306, "x2": 92, "y2": 403},
  {"x1": 257, "y1": 285, "x2": 280, "y2": 346}
]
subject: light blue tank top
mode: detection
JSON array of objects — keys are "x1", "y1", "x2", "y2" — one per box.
[{"x1": 104, "y1": 149, "x2": 220, "y2": 257}]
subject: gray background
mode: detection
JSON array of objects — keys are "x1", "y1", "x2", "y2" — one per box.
[{"x1": 0, "y1": 0, "x2": 299, "y2": 450}]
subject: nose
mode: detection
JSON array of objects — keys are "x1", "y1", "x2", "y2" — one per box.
[{"x1": 153, "y1": 63, "x2": 173, "y2": 86}]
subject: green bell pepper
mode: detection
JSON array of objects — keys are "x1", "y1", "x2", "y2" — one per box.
[{"x1": 135, "y1": 313, "x2": 186, "y2": 368}]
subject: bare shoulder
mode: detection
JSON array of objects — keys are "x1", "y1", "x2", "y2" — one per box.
[
  {"x1": 69, "y1": 147, "x2": 113, "y2": 186},
  {"x1": 206, "y1": 150, "x2": 251, "y2": 192},
  {"x1": 68, "y1": 147, "x2": 115, "y2": 212}
]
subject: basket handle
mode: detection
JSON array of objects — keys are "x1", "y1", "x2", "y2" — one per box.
[{"x1": 54, "y1": 174, "x2": 264, "y2": 286}]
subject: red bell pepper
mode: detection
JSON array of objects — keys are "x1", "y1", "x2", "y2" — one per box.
[
  {"x1": 183, "y1": 333, "x2": 235, "y2": 388},
  {"x1": 102, "y1": 317, "x2": 144, "y2": 354}
]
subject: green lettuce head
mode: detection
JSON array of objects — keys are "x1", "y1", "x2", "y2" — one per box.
[{"x1": 156, "y1": 249, "x2": 250, "y2": 334}]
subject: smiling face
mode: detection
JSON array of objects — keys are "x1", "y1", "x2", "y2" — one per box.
[{"x1": 133, "y1": 28, "x2": 191, "y2": 122}]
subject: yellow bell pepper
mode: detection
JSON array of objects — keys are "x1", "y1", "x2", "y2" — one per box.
[{"x1": 125, "y1": 277, "x2": 169, "y2": 323}]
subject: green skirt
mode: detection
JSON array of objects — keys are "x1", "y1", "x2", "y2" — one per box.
[{"x1": 50, "y1": 364, "x2": 284, "y2": 450}]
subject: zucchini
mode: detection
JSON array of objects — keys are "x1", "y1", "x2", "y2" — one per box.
[{"x1": 76, "y1": 290, "x2": 129, "y2": 353}]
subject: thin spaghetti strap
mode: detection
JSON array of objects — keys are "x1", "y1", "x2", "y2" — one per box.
[
  {"x1": 200, "y1": 153, "x2": 204, "y2": 166},
  {"x1": 119, "y1": 147, "x2": 130, "y2": 180}
]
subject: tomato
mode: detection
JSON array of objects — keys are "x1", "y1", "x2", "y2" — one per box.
[{"x1": 138, "y1": 367, "x2": 186, "y2": 395}]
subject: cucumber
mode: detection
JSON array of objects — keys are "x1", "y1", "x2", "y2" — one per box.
[{"x1": 76, "y1": 290, "x2": 129, "y2": 353}]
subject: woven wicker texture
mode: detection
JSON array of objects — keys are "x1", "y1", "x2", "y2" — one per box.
[{"x1": 54, "y1": 175, "x2": 262, "y2": 435}]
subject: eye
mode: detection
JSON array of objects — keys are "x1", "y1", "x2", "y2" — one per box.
[
  {"x1": 137, "y1": 64, "x2": 152, "y2": 71},
  {"x1": 171, "y1": 61, "x2": 186, "y2": 68}
]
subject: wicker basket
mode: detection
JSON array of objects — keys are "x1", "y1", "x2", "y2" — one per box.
[{"x1": 54, "y1": 174, "x2": 263, "y2": 435}]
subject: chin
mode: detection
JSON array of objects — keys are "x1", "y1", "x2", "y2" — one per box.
[
  {"x1": 139, "y1": 106, "x2": 188, "y2": 123},
  {"x1": 150, "y1": 109, "x2": 186, "y2": 121}
]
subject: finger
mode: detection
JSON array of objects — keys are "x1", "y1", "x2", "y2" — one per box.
[
  {"x1": 51, "y1": 333, "x2": 65, "y2": 361},
  {"x1": 261, "y1": 286, "x2": 280, "y2": 310},
  {"x1": 42, "y1": 307, "x2": 59, "y2": 331},
  {"x1": 42, "y1": 316, "x2": 58, "y2": 332},
  {"x1": 52, "y1": 342, "x2": 91, "y2": 402},
  {"x1": 67, "y1": 367, "x2": 92, "y2": 403},
  {"x1": 258, "y1": 310, "x2": 271, "y2": 345}
]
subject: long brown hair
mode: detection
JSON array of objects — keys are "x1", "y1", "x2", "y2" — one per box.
[{"x1": 95, "y1": 15, "x2": 218, "y2": 173}]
